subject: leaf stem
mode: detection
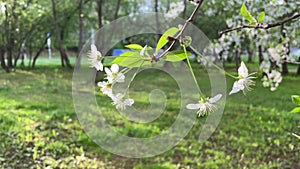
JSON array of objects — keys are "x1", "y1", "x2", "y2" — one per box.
[
  {"x1": 189, "y1": 46, "x2": 238, "y2": 79},
  {"x1": 125, "y1": 61, "x2": 145, "y2": 92}
]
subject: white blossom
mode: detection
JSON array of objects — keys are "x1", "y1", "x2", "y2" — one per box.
[
  {"x1": 229, "y1": 61, "x2": 256, "y2": 95},
  {"x1": 97, "y1": 81, "x2": 112, "y2": 96},
  {"x1": 259, "y1": 60, "x2": 271, "y2": 72},
  {"x1": 186, "y1": 94, "x2": 222, "y2": 116},
  {"x1": 105, "y1": 64, "x2": 125, "y2": 83},
  {"x1": 164, "y1": 1, "x2": 185, "y2": 20},
  {"x1": 262, "y1": 70, "x2": 282, "y2": 91},
  {"x1": 88, "y1": 44, "x2": 103, "y2": 71},
  {"x1": 267, "y1": 48, "x2": 281, "y2": 66},
  {"x1": 111, "y1": 93, "x2": 134, "y2": 110}
]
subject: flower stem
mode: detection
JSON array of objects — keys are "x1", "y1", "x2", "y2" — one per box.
[
  {"x1": 189, "y1": 46, "x2": 238, "y2": 79},
  {"x1": 125, "y1": 61, "x2": 145, "y2": 92},
  {"x1": 183, "y1": 46, "x2": 206, "y2": 99}
]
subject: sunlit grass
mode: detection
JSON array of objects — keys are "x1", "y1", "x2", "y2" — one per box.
[{"x1": 0, "y1": 60, "x2": 299, "y2": 168}]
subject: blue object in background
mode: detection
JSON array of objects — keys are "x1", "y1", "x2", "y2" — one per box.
[{"x1": 112, "y1": 49, "x2": 131, "y2": 56}]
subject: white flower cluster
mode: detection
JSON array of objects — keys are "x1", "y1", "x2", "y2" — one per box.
[
  {"x1": 88, "y1": 45, "x2": 134, "y2": 110},
  {"x1": 262, "y1": 70, "x2": 282, "y2": 91},
  {"x1": 259, "y1": 48, "x2": 283, "y2": 91},
  {"x1": 267, "y1": 48, "x2": 281, "y2": 66},
  {"x1": 164, "y1": 1, "x2": 185, "y2": 20}
]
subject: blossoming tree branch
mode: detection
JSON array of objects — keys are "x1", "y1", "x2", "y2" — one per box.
[{"x1": 87, "y1": 0, "x2": 299, "y2": 118}]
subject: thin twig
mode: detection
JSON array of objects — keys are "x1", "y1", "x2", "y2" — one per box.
[
  {"x1": 219, "y1": 13, "x2": 300, "y2": 35},
  {"x1": 156, "y1": 0, "x2": 205, "y2": 60},
  {"x1": 284, "y1": 60, "x2": 300, "y2": 65},
  {"x1": 292, "y1": 133, "x2": 300, "y2": 139}
]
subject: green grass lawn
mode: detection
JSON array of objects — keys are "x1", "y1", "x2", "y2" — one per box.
[{"x1": 0, "y1": 60, "x2": 299, "y2": 168}]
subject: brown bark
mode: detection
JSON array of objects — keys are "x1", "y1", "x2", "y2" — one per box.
[{"x1": 51, "y1": 0, "x2": 72, "y2": 68}]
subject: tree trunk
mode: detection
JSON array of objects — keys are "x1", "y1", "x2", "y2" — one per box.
[
  {"x1": 51, "y1": 0, "x2": 72, "y2": 68},
  {"x1": 248, "y1": 50, "x2": 253, "y2": 63},
  {"x1": 4, "y1": 4, "x2": 13, "y2": 69},
  {"x1": 155, "y1": 0, "x2": 161, "y2": 41},
  {"x1": 0, "y1": 47, "x2": 9, "y2": 73},
  {"x1": 13, "y1": 42, "x2": 23, "y2": 71},
  {"x1": 297, "y1": 57, "x2": 300, "y2": 75},
  {"x1": 281, "y1": 25, "x2": 288, "y2": 75},
  {"x1": 32, "y1": 36, "x2": 49, "y2": 68},
  {"x1": 28, "y1": 41, "x2": 33, "y2": 68},
  {"x1": 76, "y1": 0, "x2": 84, "y2": 69},
  {"x1": 103, "y1": 0, "x2": 121, "y2": 51},
  {"x1": 96, "y1": 0, "x2": 103, "y2": 48},
  {"x1": 235, "y1": 49, "x2": 241, "y2": 71},
  {"x1": 97, "y1": 0, "x2": 103, "y2": 29},
  {"x1": 258, "y1": 45, "x2": 263, "y2": 64}
]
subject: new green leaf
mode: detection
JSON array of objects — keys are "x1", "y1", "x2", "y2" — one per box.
[
  {"x1": 240, "y1": 3, "x2": 257, "y2": 25},
  {"x1": 164, "y1": 50, "x2": 192, "y2": 62},
  {"x1": 258, "y1": 12, "x2": 265, "y2": 23},
  {"x1": 292, "y1": 95, "x2": 300, "y2": 106},
  {"x1": 291, "y1": 107, "x2": 300, "y2": 113},
  {"x1": 125, "y1": 44, "x2": 143, "y2": 51},
  {"x1": 112, "y1": 52, "x2": 150, "y2": 68},
  {"x1": 156, "y1": 27, "x2": 179, "y2": 52}
]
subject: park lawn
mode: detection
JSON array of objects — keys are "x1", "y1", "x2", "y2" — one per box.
[{"x1": 0, "y1": 62, "x2": 299, "y2": 169}]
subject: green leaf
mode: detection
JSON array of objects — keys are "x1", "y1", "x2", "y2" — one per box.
[
  {"x1": 257, "y1": 12, "x2": 265, "y2": 23},
  {"x1": 291, "y1": 107, "x2": 300, "y2": 113},
  {"x1": 164, "y1": 50, "x2": 192, "y2": 62},
  {"x1": 112, "y1": 52, "x2": 150, "y2": 68},
  {"x1": 125, "y1": 44, "x2": 143, "y2": 51},
  {"x1": 156, "y1": 27, "x2": 180, "y2": 53},
  {"x1": 292, "y1": 95, "x2": 300, "y2": 106},
  {"x1": 111, "y1": 52, "x2": 134, "y2": 64},
  {"x1": 240, "y1": 3, "x2": 257, "y2": 24}
]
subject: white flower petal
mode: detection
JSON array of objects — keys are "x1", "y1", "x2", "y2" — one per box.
[
  {"x1": 229, "y1": 81, "x2": 241, "y2": 95},
  {"x1": 97, "y1": 81, "x2": 106, "y2": 87},
  {"x1": 105, "y1": 67, "x2": 112, "y2": 76},
  {"x1": 124, "y1": 99, "x2": 134, "y2": 106},
  {"x1": 94, "y1": 62, "x2": 103, "y2": 71},
  {"x1": 238, "y1": 61, "x2": 248, "y2": 77},
  {"x1": 91, "y1": 44, "x2": 97, "y2": 53},
  {"x1": 90, "y1": 44, "x2": 102, "y2": 59},
  {"x1": 186, "y1": 103, "x2": 202, "y2": 110},
  {"x1": 111, "y1": 64, "x2": 119, "y2": 73},
  {"x1": 209, "y1": 94, "x2": 222, "y2": 103},
  {"x1": 116, "y1": 73, "x2": 125, "y2": 83}
]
